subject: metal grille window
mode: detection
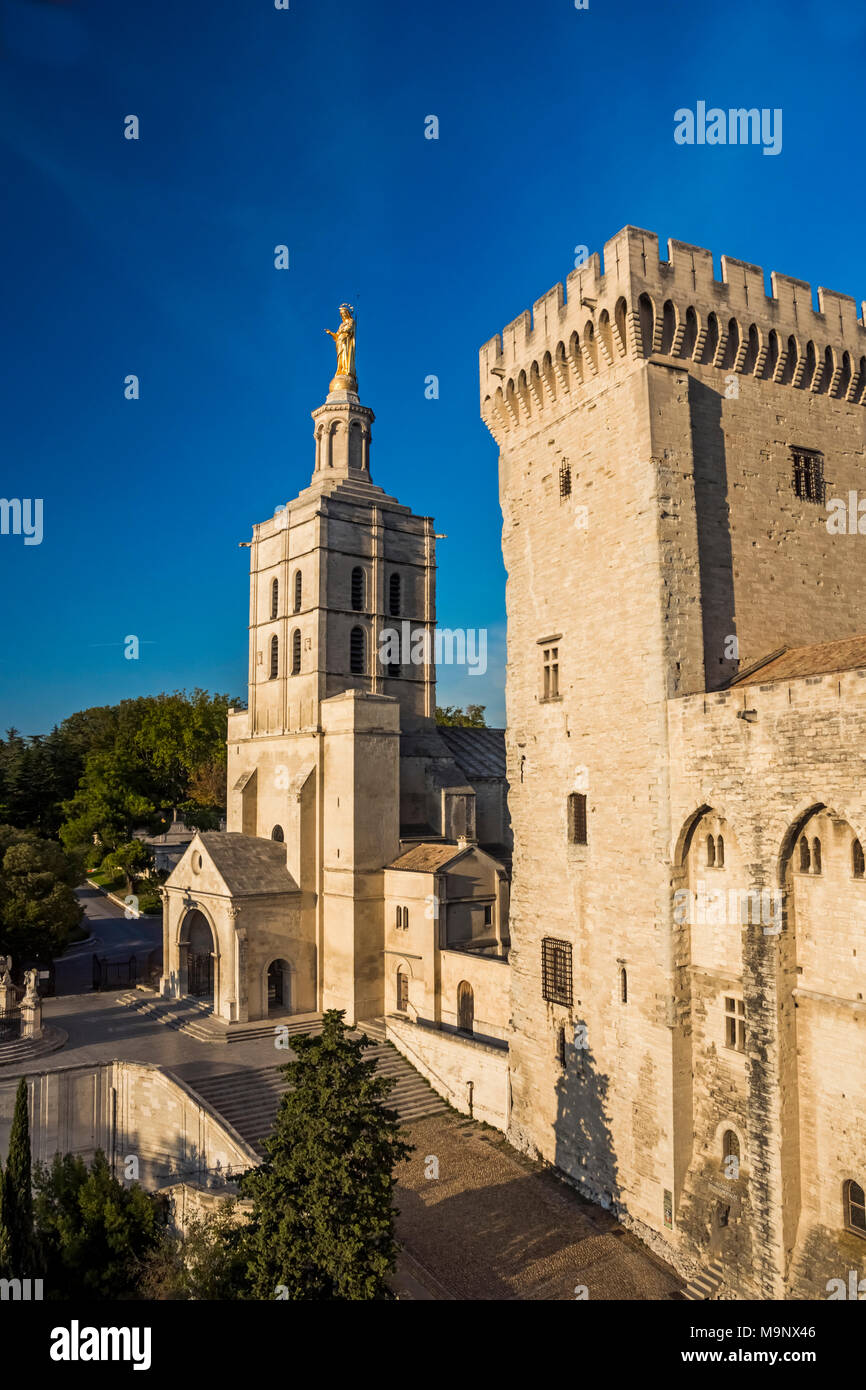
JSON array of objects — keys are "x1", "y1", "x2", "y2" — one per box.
[
  {"x1": 291, "y1": 629, "x2": 301, "y2": 675},
  {"x1": 293, "y1": 570, "x2": 302, "y2": 613},
  {"x1": 351, "y1": 566, "x2": 365, "y2": 611},
  {"x1": 270, "y1": 577, "x2": 279, "y2": 620},
  {"x1": 568, "y1": 793, "x2": 587, "y2": 845},
  {"x1": 724, "y1": 996, "x2": 746, "y2": 1052},
  {"x1": 269, "y1": 634, "x2": 278, "y2": 680},
  {"x1": 542, "y1": 645, "x2": 559, "y2": 699},
  {"x1": 542, "y1": 937, "x2": 573, "y2": 1006},
  {"x1": 792, "y1": 448, "x2": 825, "y2": 505},
  {"x1": 559, "y1": 460, "x2": 571, "y2": 499},
  {"x1": 350, "y1": 625, "x2": 365, "y2": 675}
]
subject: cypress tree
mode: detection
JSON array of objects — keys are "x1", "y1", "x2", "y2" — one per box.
[
  {"x1": 4, "y1": 1078, "x2": 36, "y2": 1276},
  {"x1": 240, "y1": 1009, "x2": 412, "y2": 1299}
]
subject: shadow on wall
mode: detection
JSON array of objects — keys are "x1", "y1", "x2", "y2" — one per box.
[
  {"x1": 553, "y1": 1021, "x2": 622, "y2": 1218},
  {"x1": 688, "y1": 377, "x2": 737, "y2": 690}
]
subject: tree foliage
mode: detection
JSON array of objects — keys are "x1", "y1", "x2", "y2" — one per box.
[
  {"x1": 435, "y1": 703, "x2": 488, "y2": 727},
  {"x1": 33, "y1": 1151, "x2": 167, "y2": 1300},
  {"x1": 0, "y1": 825, "x2": 83, "y2": 963},
  {"x1": 239, "y1": 1010, "x2": 412, "y2": 1299}
]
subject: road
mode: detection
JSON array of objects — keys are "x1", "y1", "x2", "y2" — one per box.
[{"x1": 54, "y1": 884, "x2": 163, "y2": 996}]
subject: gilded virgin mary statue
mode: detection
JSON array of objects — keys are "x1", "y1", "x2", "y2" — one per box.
[{"x1": 325, "y1": 303, "x2": 357, "y2": 392}]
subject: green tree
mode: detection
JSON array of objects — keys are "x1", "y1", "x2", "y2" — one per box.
[
  {"x1": 139, "y1": 1199, "x2": 248, "y2": 1301},
  {"x1": 0, "y1": 826, "x2": 83, "y2": 963},
  {"x1": 59, "y1": 749, "x2": 164, "y2": 859},
  {"x1": 435, "y1": 703, "x2": 487, "y2": 727},
  {"x1": 100, "y1": 839, "x2": 153, "y2": 895},
  {"x1": 34, "y1": 1150, "x2": 167, "y2": 1299},
  {"x1": 3, "y1": 1079, "x2": 37, "y2": 1276},
  {"x1": 239, "y1": 1010, "x2": 411, "y2": 1299}
]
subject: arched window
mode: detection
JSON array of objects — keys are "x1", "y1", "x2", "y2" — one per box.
[
  {"x1": 844, "y1": 1179, "x2": 866, "y2": 1235},
  {"x1": 707, "y1": 834, "x2": 716, "y2": 867},
  {"x1": 853, "y1": 839, "x2": 864, "y2": 878},
  {"x1": 350, "y1": 626, "x2": 365, "y2": 675},
  {"x1": 396, "y1": 905, "x2": 402, "y2": 929},
  {"x1": 396, "y1": 968, "x2": 409, "y2": 1012},
  {"x1": 351, "y1": 566, "x2": 364, "y2": 612},
  {"x1": 722, "y1": 1129, "x2": 740, "y2": 1177},
  {"x1": 269, "y1": 634, "x2": 278, "y2": 680},
  {"x1": 812, "y1": 837, "x2": 822, "y2": 874},
  {"x1": 389, "y1": 572, "x2": 401, "y2": 616},
  {"x1": 293, "y1": 570, "x2": 302, "y2": 613},
  {"x1": 291, "y1": 628, "x2": 301, "y2": 675},
  {"x1": 270, "y1": 577, "x2": 279, "y2": 620},
  {"x1": 717, "y1": 834, "x2": 725, "y2": 868},
  {"x1": 271, "y1": 825, "x2": 284, "y2": 843},
  {"x1": 799, "y1": 836, "x2": 811, "y2": 872},
  {"x1": 457, "y1": 980, "x2": 474, "y2": 1034},
  {"x1": 620, "y1": 967, "x2": 628, "y2": 1004}
]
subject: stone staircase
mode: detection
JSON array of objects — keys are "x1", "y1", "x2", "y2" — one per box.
[
  {"x1": 682, "y1": 1258, "x2": 726, "y2": 1300},
  {"x1": 0, "y1": 1026, "x2": 67, "y2": 1067},
  {"x1": 183, "y1": 1029, "x2": 445, "y2": 1156},
  {"x1": 115, "y1": 991, "x2": 323, "y2": 1044}
]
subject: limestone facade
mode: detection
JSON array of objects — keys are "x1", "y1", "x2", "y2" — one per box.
[
  {"x1": 161, "y1": 377, "x2": 512, "y2": 1065},
  {"x1": 480, "y1": 225, "x2": 866, "y2": 1297}
]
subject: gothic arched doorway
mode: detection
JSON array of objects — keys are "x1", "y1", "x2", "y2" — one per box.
[
  {"x1": 267, "y1": 959, "x2": 291, "y2": 1015},
  {"x1": 184, "y1": 910, "x2": 214, "y2": 1000}
]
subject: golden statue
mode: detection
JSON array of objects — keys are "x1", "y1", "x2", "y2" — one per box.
[{"x1": 325, "y1": 303, "x2": 357, "y2": 391}]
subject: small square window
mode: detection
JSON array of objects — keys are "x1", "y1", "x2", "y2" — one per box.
[{"x1": 724, "y1": 996, "x2": 746, "y2": 1052}]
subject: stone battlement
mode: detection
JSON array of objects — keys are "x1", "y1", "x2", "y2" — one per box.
[{"x1": 480, "y1": 227, "x2": 866, "y2": 434}]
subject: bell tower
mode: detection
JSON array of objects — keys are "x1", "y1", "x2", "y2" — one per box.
[{"x1": 238, "y1": 305, "x2": 437, "y2": 744}]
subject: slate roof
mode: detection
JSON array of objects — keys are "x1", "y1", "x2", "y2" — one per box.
[
  {"x1": 435, "y1": 726, "x2": 507, "y2": 779},
  {"x1": 729, "y1": 634, "x2": 866, "y2": 687},
  {"x1": 197, "y1": 832, "x2": 299, "y2": 896}
]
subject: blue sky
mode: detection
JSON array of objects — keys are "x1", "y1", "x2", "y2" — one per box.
[{"x1": 2, "y1": 0, "x2": 864, "y2": 733}]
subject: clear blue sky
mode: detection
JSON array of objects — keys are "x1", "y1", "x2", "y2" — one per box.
[{"x1": 2, "y1": 0, "x2": 864, "y2": 733}]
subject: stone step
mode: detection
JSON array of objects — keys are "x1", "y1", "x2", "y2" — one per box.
[
  {"x1": 183, "y1": 1038, "x2": 445, "y2": 1153},
  {"x1": 682, "y1": 1260, "x2": 726, "y2": 1300}
]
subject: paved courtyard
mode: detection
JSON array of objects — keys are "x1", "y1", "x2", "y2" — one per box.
[{"x1": 394, "y1": 1112, "x2": 684, "y2": 1300}]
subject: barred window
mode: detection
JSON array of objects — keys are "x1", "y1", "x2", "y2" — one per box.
[
  {"x1": 542, "y1": 937, "x2": 573, "y2": 1006},
  {"x1": 844, "y1": 1179, "x2": 866, "y2": 1236},
  {"x1": 792, "y1": 448, "x2": 825, "y2": 505},
  {"x1": 270, "y1": 577, "x2": 279, "y2": 620},
  {"x1": 559, "y1": 460, "x2": 571, "y2": 499},
  {"x1": 724, "y1": 996, "x2": 746, "y2": 1053},
  {"x1": 567, "y1": 793, "x2": 587, "y2": 846},
  {"x1": 291, "y1": 628, "x2": 301, "y2": 675},
  {"x1": 293, "y1": 570, "x2": 302, "y2": 613},
  {"x1": 269, "y1": 634, "x2": 279, "y2": 680}
]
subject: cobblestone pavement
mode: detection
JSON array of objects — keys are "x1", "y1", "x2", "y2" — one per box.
[{"x1": 394, "y1": 1112, "x2": 684, "y2": 1301}]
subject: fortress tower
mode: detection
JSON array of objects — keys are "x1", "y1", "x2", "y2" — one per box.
[{"x1": 481, "y1": 228, "x2": 866, "y2": 1297}]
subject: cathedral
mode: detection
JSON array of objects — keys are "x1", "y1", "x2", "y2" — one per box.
[
  {"x1": 161, "y1": 230, "x2": 866, "y2": 1300},
  {"x1": 160, "y1": 306, "x2": 512, "y2": 1076}
]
